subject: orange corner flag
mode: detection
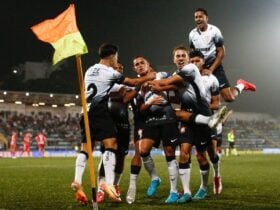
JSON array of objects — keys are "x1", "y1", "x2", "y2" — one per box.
[{"x1": 31, "y1": 4, "x2": 88, "y2": 64}]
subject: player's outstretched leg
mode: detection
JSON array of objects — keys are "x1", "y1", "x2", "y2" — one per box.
[
  {"x1": 237, "y1": 79, "x2": 256, "y2": 91},
  {"x1": 208, "y1": 106, "x2": 229, "y2": 129}
]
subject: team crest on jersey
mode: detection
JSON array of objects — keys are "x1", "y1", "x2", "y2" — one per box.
[
  {"x1": 180, "y1": 126, "x2": 186, "y2": 134},
  {"x1": 203, "y1": 35, "x2": 211, "y2": 44}
]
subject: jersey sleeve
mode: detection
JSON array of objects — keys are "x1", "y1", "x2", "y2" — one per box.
[
  {"x1": 188, "y1": 30, "x2": 195, "y2": 49},
  {"x1": 211, "y1": 75, "x2": 220, "y2": 96},
  {"x1": 213, "y1": 26, "x2": 224, "y2": 48},
  {"x1": 177, "y1": 64, "x2": 196, "y2": 82},
  {"x1": 111, "y1": 70, "x2": 125, "y2": 84}
]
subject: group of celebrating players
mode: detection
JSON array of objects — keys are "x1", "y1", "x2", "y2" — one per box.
[{"x1": 71, "y1": 8, "x2": 256, "y2": 205}]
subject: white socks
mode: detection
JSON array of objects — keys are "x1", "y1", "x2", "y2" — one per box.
[
  {"x1": 179, "y1": 168, "x2": 191, "y2": 194},
  {"x1": 195, "y1": 114, "x2": 210, "y2": 125},
  {"x1": 74, "y1": 152, "x2": 87, "y2": 184},
  {"x1": 102, "y1": 150, "x2": 116, "y2": 186},
  {"x1": 128, "y1": 173, "x2": 138, "y2": 189},
  {"x1": 235, "y1": 84, "x2": 244, "y2": 94},
  {"x1": 167, "y1": 159, "x2": 179, "y2": 193}
]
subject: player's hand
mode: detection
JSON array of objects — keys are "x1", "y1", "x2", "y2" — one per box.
[
  {"x1": 147, "y1": 81, "x2": 162, "y2": 93},
  {"x1": 149, "y1": 95, "x2": 165, "y2": 105},
  {"x1": 146, "y1": 71, "x2": 156, "y2": 80}
]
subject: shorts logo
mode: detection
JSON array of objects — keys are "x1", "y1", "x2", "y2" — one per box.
[
  {"x1": 138, "y1": 129, "x2": 143, "y2": 139},
  {"x1": 170, "y1": 138, "x2": 177, "y2": 143},
  {"x1": 220, "y1": 83, "x2": 226, "y2": 88},
  {"x1": 201, "y1": 142, "x2": 206, "y2": 145}
]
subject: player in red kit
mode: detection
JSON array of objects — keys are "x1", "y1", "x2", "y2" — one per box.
[
  {"x1": 10, "y1": 131, "x2": 18, "y2": 159},
  {"x1": 21, "y1": 131, "x2": 32, "y2": 157},
  {"x1": 35, "y1": 131, "x2": 47, "y2": 157}
]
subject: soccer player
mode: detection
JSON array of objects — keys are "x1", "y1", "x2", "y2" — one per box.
[
  {"x1": 35, "y1": 131, "x2": 47, "y2": 157},
  {"x1": 149, "y1": 46, "x2": 229, "y2": 203},
  {"x1": 126, "y1": 56, "x2": 162, "y2": 204},
  {"x1": 189, "y1": 8, "x2": 256, "y2": 102},
  {"x1": 135, "y1": 56, "x2": 180, "y2": 204},
  {"x1": 188, "y1": 50, "x2": 223, "y2": 200},
  {"x1": 10, "y1": 131, "x2": 17, "y2": 159},
  {"x1": 96, "y1": 62, "x2": 137, "y2": 203},
  {"x1": 71, "y1": 43, "x2": 156, "y2": 205},
  {"x1": 20, "y1": 131, "x2": 32, "y2": 157}
]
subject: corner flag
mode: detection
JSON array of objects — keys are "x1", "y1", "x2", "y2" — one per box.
[{"x1": 31, "y1": 4, "x2": 88, "y2": 64}]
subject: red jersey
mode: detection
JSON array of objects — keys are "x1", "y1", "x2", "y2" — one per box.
[
  {"x1": 23, "y1": 133, "x2": 32, "y2": 146},
  {"x1": 36, "y1": 133, "x2": 46, "y2": 145},
  {"x1": 10, "y1": 133, "x2": 17, "y2": 146}
]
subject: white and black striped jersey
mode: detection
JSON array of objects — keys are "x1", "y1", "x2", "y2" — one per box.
[
  {"x1": 189, "y1": 24, "x2": 224, "y2": 66},
  {"x1": 84, "y1": 63, "x2": 125, "y2": 106},
  {"x1": 202, "y1": 74, "x2": 220, "y2": 104}
]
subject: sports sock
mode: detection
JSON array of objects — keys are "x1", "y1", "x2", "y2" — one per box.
[
  {"x1": 102, "y1": 150, "x2": 116, "y2": 186},
  {"x1": 97, "y1": 157, "x2": 105, "y2": 191},
  {"x1": 195, "y1": 114, "x2": 210, "y2": 125},
  {"x1": 128, "y1": 173, "x2": 138, "y2": 189},
  {"x1": 235, "y1": 84, "x2": 244, "y2": 94},
  {"x1": 167, "y1": 158, "x2": 178, "y2": 193},
  {"x1": 74, "y1": 152, "x2": 88, "y2": 184},
  {"x1": 142, "y1": 154, "x2": 158, "y2": 180},
  {"x1": 129, "y1": 165, "x2": 141, "y2": 189},
  {"x1": 179, "y1": 163, "x2": 191, "y2": 194},
  {"x1": 211, "y1": 156, "x2": 220, "y2": 177},
  {"x1": 199, "y1": 164, "x2": 210, "y2": 189},
  {"x1": 98, "y1": 176, "x2": 106, "y2": 192},
  {"x1": 114, "y1": 172, "x2": 122, "y2": 186}
]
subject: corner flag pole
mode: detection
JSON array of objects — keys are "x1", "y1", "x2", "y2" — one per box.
[{"x1": 75, "y1": 55, "x2": 98, "y2": 210}]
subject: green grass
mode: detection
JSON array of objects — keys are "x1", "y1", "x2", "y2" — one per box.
[{"x1": 1, "y1": 154, "x2": 280, "y2": 210}]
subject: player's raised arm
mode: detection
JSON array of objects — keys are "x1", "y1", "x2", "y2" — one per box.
[{"x1": 122, "y1": 71, "x2": 156, "y2": 87}]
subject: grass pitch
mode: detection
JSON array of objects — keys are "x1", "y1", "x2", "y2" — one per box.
[{"x1": 1, "y1": 154, "x2": 280, "y2": 210}]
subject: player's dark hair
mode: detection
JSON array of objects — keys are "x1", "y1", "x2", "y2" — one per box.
[
  {"x1": 99, "y1": 43, "x2": 118, "y2": 59},
  {"x1": 189, "y1": 50, "x2": 204, "y2": 59},
  {"x1": 133, "y1": 55, "x2": 150, "y2": 63},
  {"x1": 195, "y1": 8, "x2": 208, "y2": 16}
]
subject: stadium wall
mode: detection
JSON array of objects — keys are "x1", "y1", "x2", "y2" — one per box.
[{"x1": 0, "y1": 103, "x2": 81, "y2": 117}]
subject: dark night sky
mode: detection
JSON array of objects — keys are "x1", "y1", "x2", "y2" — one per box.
[{"x1": 2, "y1": 0, "x2": 280, "y2": 115}]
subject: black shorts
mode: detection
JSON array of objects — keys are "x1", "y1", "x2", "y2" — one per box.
[
  {"x1": 178, "y1": 122, "x2": 212, "y2": 152},
  {"x1": 212, "y1": 65, "x2": 231, "y2": 90},
  {"x1": 210, "y1": 127, "x2": 222, "y2": 147},
  {"x1": 215, "y1": 133, "x2": 223, "y2": 147},
  {"x1": 115, "y1": 123, "x2": 130, "y2": 155},
  {"x1": 80, "y1": 102, "x2": 117, "y2": 143},
  {"x1": 141, "y1": 121, "x2": 179, "y2": 147}
]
